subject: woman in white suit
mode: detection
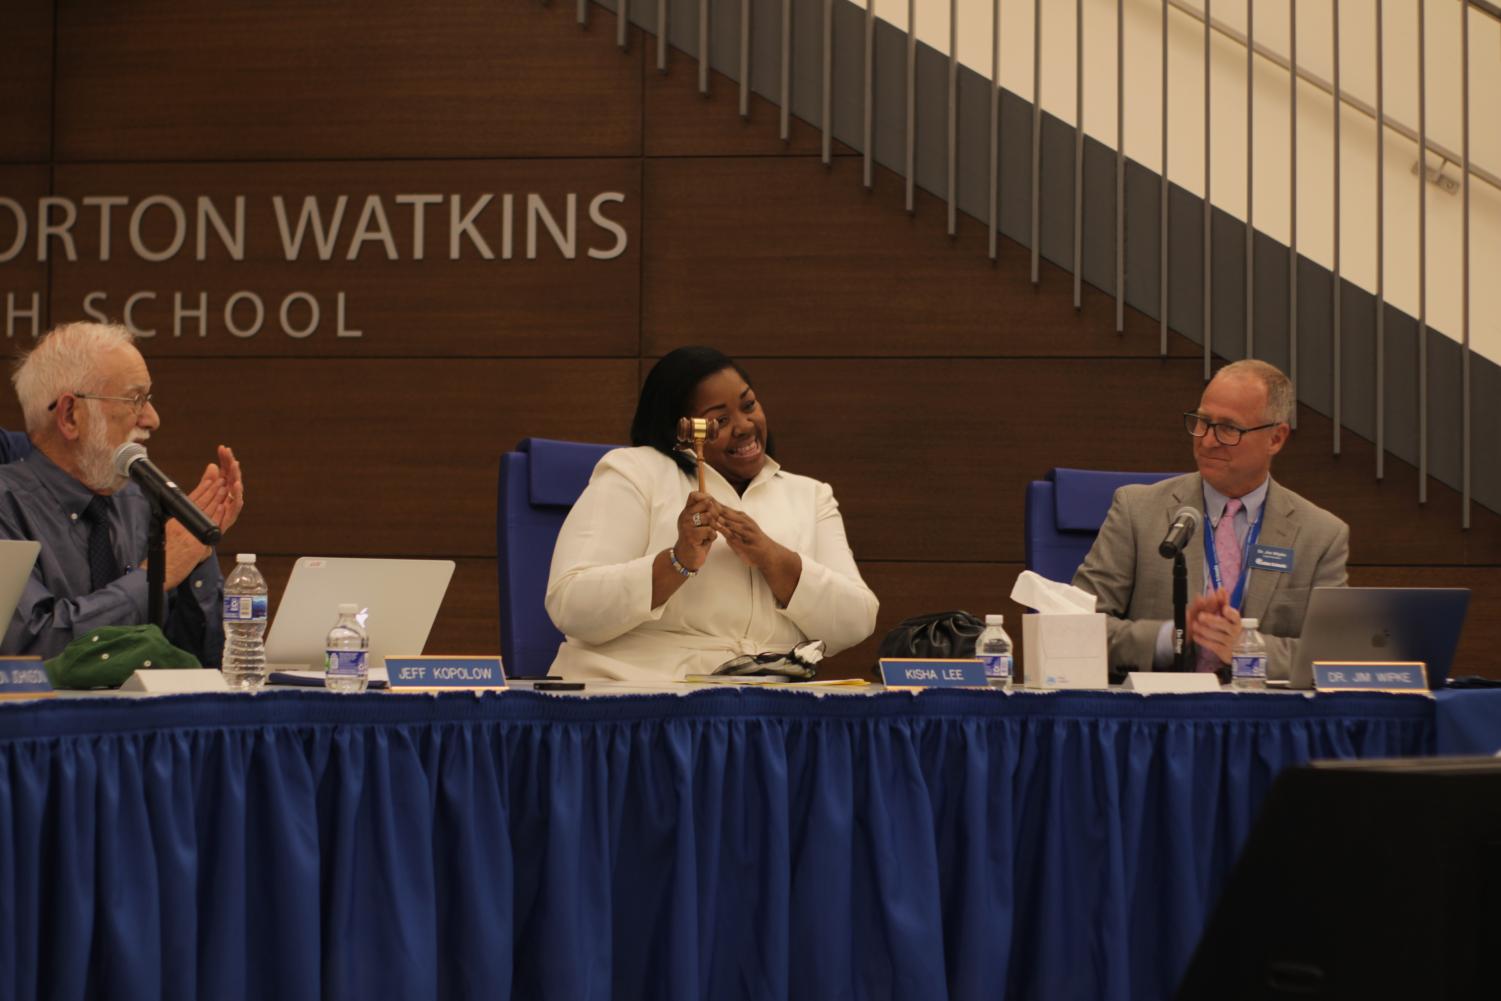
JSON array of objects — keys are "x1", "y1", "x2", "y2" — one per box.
[{"x1": 545, "y1": 346, "x2": 879, "y2": 682}]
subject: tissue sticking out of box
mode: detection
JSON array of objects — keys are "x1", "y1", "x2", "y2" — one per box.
[{"x1": 1011, "y1": 570, "x2": 1098, "y2": 615}]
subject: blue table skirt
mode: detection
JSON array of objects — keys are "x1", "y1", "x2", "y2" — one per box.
[
  {"x1": 1434, "y1": 689, "x2": 1501, "y2": 755},
  {"x1": 0, "y1": 689, "x2": 1433, "y2": 1001}
]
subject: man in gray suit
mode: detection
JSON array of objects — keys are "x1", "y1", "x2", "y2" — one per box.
[{"x1": 1073, "y1": 359, "x2": 1348, "y2": 679}]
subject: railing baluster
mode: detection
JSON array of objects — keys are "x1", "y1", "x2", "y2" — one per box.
[
  {"x1": 1032, "y1": 0, "x2": 1042, "y2": 283},
  {"x1": 1202, "y1": 0, "x2": 1211, "y2": 379},
  {"x1": 989, "y1": 0, "x2": 1001, "y2": 259},
  {"x1": 740, "y1": 0, "x2": 751, "y2": 118},
  {"x1": 1116, "y1": 0, "x2": 1125, "y2": 334},
  {"x1": 1160, "y1": 0, "x2": 1169, "y2": 356},
  {"x1": 948, "y1": 0, "x2": 958, "y2": 235},
  {"x1": 658, "y1": 0, "x2": 668, "y2": 71},
  {"x1": 1073, "y1": 0, "x2": 1083, "y2": 309},
  {"x1": 700, "y1": 0, "x2": 710, "y2": 94},
  {"x1": 1245, "y1": 0, "x2": 1254, "y2": 358},
  {"x1": 1289, "y1": 0, "x2": 1298, "y2": 427},
  {"x1": 781, "y1": 0, "x2": 792, "y2": 140},
  {"x1": 1375, "y1": 0, "x2": 1384, "y2": 479},
  {"x1": 1332, "y1": 0, "x2": 1342, "y2": 456},
  {"x1": 823, "y1": 0, "x2": 833, "y2": 164},
  {"x1": 1460, "y1": 0, "x2": 1471, "y2": 529},
  {"x1": 907, "y1": 0, "x2": 917, "y2": 212},
  {"x1": 1418, "y1": 0, "x2": 1427, "y2": 504},
  {"x1": 864, "y1": 0, "x2": 875, "y2": 187}
]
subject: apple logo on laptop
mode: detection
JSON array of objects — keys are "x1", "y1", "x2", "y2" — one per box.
[{"x1": 1371, "y1": 629, "x2": 1390, "y2": 649}]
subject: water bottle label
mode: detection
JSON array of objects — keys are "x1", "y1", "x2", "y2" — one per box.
[
  {"x1": 1231, "y1": 654, "x2": 1267, "y2": 680},
  {"x1": 222, "y1": 595, "x2": 268, "y2": 622},
  {"x1": 978, "y1": 654, "x2": 1013, "y2": 681},
  {"x1": 326, "y1": 649, "x2": 368, "y2": 676}
]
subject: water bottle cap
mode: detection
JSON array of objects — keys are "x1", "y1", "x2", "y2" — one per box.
[
  {"x1": 338, "y1": 603, "x2": 358, "y2": 615},
  {"x1": 985, "y1": 614, "x2": 1004, "y2": 625},
  {"x1": 1241, "y1": 618, "x2": 1258, "y2": 629},
  {"x1": 236, "y1": 553, "x2": 256, "y2": 563}
]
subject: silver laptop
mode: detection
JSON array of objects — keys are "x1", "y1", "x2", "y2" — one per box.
[
  {"x1": 1289, "y1": 586, "x2": 1471, "y2": 690},
  {"x1": 264, "y1": 557, "x2": 455, "y2": 669},
  {"x1": 0, "y1": 540, "x2": 42, "y2": 638}
]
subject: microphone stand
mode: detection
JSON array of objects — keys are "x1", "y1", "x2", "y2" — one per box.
[
  {"x1": 1172, "y1": 551, "x2": 1189, "y2": 672},
  {"x1": 146, "y1": 496, "x2": 167, "y2": 630}
]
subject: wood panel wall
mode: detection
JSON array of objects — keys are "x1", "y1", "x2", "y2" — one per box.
[{"x1": 2, "y1": 0, "x2": 1497, "y2": 679}]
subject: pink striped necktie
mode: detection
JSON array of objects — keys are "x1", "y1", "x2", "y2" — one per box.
[{"x1": 1196, "y1": 497, "x2": 1243, "y2": 672}]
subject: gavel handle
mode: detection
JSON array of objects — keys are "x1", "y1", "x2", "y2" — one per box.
[{"x1": 695, "y1": 442, "x2": 706, "y2": 493}]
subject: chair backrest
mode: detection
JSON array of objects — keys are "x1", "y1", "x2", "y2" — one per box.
[
  {"x1": 0, "y1": 430, "x2": 32, "y2": 464},
  {"x1": 496, "y1": 437, "x2": 617, "y2": 678},
  {"x1": 1024, "y1": 467, "x2": 1181, "y2": 583}
]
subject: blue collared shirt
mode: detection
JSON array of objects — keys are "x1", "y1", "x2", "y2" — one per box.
[
  {"x1": 1152, "y1": 476, "x2": 1271, "y2": 667},
  {"x1": 0, "y1": 448, "x2": 224, "y2": 662}
]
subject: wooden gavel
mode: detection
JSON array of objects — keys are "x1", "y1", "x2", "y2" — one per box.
[{"x1": 676, "y1": 416, "x2": 710, "y2": 493}]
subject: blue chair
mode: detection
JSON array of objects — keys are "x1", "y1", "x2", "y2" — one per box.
[
  {"x1": 1024, "y1": 467, "x2": 1181, "y2": 583},
  {"x1": 0, "y1": 429, "x2": 32, "y2": 464},
  {"x1": 496, "y1": 437, "x2": 618, "y2": 678}
]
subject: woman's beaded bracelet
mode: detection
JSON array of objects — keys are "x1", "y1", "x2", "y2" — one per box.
[{"x1": 668, "y1": 547, "x2": 698, "y2": 578}]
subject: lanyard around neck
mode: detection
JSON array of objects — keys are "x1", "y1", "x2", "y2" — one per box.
[{"x1": 1203, "y1": 502, "x2": 1265, "y2": 610}]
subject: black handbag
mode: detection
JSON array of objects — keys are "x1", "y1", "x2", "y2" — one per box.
[{"x1": 875, "y1": 610, "x2": 985, "y2": 663}]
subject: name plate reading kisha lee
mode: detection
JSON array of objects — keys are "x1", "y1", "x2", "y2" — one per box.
[
  {"x1": 1313, "y1": 661, "x2": 1428, "y2": 693},
  {"x1": 880, "y1": 658, "x2": 989, "y2": 689},
  {"x1": 0, "y1": 657, "x2": 52, "y2": 698},
  {"x1": 385, "y1": 656, "x2": 508, "y2": 691}
]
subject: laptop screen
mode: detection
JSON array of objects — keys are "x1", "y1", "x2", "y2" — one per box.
[
  {"x1": 1290, "y1": 586, "x2": 1471, "y2": 690},
  {"x1": 263, "y1": 557, "x2": 456, "y2": 668}
]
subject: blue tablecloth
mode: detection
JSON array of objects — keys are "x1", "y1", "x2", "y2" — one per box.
[
  {"x1": 0, "y1": 688, "x2": 1434, "y2": 1001},
  {"x1": 1434, "y1": 689, "x2": 1501, "y2": 754}
]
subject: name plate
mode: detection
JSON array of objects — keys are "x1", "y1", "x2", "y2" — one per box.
[
  {"x1": 0, "y1": 656, "x2": 52, "y2": 698},
  {"x1": 1313, "y1": 661, "x2": 1428, "y2": 693},
  {"x1": 880, "y1": 658, "x2": 989, "y2": 689},
  {"x1": 119, "y1": 669, "x2": 231, "y2": 694},
  {"x1": 386, "y1": 656, "x2": 507, "y2": 690},
  {"x1": 1122, "y1": 672, "x2": 1220, "y2": 694}
]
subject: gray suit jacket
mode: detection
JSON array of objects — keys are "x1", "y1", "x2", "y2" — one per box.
[{"x1": 1071, "y1": 472, "x2": 1349, "y2": 679}]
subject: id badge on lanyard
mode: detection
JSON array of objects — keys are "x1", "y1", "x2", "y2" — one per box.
[{"x1": 1203, "y1": 505, "x2": 1264, "y2": 610}]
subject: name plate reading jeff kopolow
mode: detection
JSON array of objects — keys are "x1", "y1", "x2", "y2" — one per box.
[
  {"x1": 880, "y1": 658, "x2": 989, "y2": 689},
  {"x1": 385, "y1": 656, "x2": 507, "y2": 690},
  {"x1": 1313, "y1": 662, "x2": 1428, "y2": 693},
  {"x1": 0, "y1": 657, "x2": 52, "y2": 698}
]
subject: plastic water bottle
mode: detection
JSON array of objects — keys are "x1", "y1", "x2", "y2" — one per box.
[
  {"x1": 222, "y1": 553, "x2": 269, "y2": 691},
  {"x1": 324, "y1": 603, "x2": 370, "y2": 694},
  {"x1": 1231, "y1": 617, "x2": 1268, "y2": 690},
  {"x1": 975, "y1": 614, "x2": 1014, "y2": 690}
]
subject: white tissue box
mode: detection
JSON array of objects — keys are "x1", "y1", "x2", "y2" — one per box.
[{"x1": 1022, "y1": 613, "x2": 1108, "y2": 689}]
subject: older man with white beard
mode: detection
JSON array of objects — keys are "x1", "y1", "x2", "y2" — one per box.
[{"x1": 0, "y1": 322, "x2": 245, "y2": 662}]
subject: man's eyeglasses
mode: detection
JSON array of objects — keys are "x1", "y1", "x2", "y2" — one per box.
[
  {"x1": 48, "y1": 391, "x2": 154, "y2": 414},
  {"x1": 714, "y1": 639, "x2": 826, "y2": 679},
  {"x1": 1183, "y1": 412, "x2": 1277, "y2": 446}
]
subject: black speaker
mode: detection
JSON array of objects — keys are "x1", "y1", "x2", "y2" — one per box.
[{"x1": 1176, "y1": 756, "x2": 1501, "y2": 1000}]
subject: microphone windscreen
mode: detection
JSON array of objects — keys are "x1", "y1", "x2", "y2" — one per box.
[
  {"x1": 111, "y1": 442, "x2": 148, "y2": 477},
  {"x1": 1172, "y1": 505, "x2": 1202, "y2": 532}
]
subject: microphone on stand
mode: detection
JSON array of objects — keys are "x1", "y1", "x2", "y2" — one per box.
[
  {"x1": 1159, "y1": 506, "x2": 1202, "y2": 671},
  {"x1": 111, "y1": 443, "x2": 221, "y2": 545},
  {"x1": 1159, "y1": 506, "x2": 1202, "y2": 559}
]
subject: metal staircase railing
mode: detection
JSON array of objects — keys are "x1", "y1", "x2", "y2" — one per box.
[{"x1": 568, "y1": 0, "x2": 1498, "y2": 529}]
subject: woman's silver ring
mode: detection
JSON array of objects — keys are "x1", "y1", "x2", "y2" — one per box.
[{"x1": 692, "y1": 512, "x2": 702, "y2": 527}]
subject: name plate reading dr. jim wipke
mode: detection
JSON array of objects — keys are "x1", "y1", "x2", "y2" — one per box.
[
  {"x1": 1312, "y1": 662, "x2": 1428, "y2": 693},
  {"x1": 0, "y1": 657, "x2": 52, "y2": 698},
  {"x1": 879, "y1": 658, "x2": 989, "y2": 689},
  {"x1": 385, "y1": 657, "x2": 507, "y2": 691}
]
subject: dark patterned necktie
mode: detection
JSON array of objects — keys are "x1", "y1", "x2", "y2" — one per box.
[{"x1": 80, "y1": 495, "x2": 121, "y2": 592}]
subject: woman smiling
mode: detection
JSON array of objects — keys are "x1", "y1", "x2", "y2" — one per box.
[{"x1": 544, "y1": 346, "x2": 879, "y2": 681}]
